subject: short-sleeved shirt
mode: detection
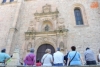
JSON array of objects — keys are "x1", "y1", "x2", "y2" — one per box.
[
  {"x1": 84, "y1": 49, "x2": 96, "y2": 61},
  {"x1": 24, "y1": 53, "x2": 36, "y2": 65},
  {"x1": 53, "y1": 51, "x2": 64, "y2": 64},
  {"x1": 41, "y1": 53, "x2": 53, "y2": 66},
  {"x1": 68, "y1": 51, "x2": 81, "y2": 65},
  {"x1": 0, "y1": 52, "x2": 10, "y2": 62}
]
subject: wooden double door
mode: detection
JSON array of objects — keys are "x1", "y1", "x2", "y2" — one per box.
[{"x1": 36, "y1": 44, "x2": 55, "y2": 60}]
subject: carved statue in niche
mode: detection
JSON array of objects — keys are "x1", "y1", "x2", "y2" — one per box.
[
  {"x1": 27, "y1": 42, "x2": 32, "y2": 51},
  {"x1": 45, "y1": 25, "x2": 49, "y2": 31},
  {"x1": 58, "y1": 18, "x2": 65, "y2": 30},
  {"x1": 59, "y1": 42, "x2": 64, "y2": 50},
  {"x1": 58, "y1": 25, "x2": 65, "y2": 30},
  {"x1": 27, "y1": 21, "x2": 36, "y2": 32}
]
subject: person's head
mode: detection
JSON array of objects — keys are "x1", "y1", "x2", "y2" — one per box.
[
  {"x1": 45, "y1": 48, "x2": 51, "y2": 53},
  {"x1": 1, "y1": 48, "x2": 6, "y2": 53},
  {"x1": 30, "y1": 48, "x2": 34, "y2": 53},
  {"x1": 36, "y1": 59, "x2": 40, "y2": 63},
  {"x1": 57, "y1": 47, "x2": 60, "y2": 51},
  {"x1": 71, "y1": 46, "x2": 76, "y2": 51},
  {"x1": 86, "y1": 47, "x2": 90, "y2": 51}
]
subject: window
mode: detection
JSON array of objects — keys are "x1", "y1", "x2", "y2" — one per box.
[
  {"x1": 2, "y1": 0, "x2": 6, "y2": 3},
  {"x1": 74, "y1": 8, "x2": 83, "y2": 25}
]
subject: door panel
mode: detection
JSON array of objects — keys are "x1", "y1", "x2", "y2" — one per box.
[{"x1": 36, "y1": 44, "x2": 55, "y2": 60}]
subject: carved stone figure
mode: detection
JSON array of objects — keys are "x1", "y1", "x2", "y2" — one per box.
[
  {"x1": 58, "y1": 18, "x2": 65, "y2": 30},
  {"x1": 59, "y1": 42, "x2": 64, "y2": 50},
  {"x1": 27, "y1": 42, "x2": 32, "y2": 51},
  {"x1": 45, "y1": 25, "x2": 49, "y2": 31},
  {"x1": 43, "y1": 4, "x2": 51, "y2": 13}
]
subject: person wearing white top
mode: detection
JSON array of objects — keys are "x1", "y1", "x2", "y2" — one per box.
[
  {"x1": 97, "y1": 49, "x2": 100, "y2": 64},
  {"x1": 53, "y1": 48, "x2": 64, "y2": 66},
  {"x1": 41, "y1": 49, "x2": 53, "y2": 66}
]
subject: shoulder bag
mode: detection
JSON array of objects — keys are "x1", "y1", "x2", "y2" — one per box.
[{"x1": 42, "y1": 55, "x2": 48, "y2": 64}]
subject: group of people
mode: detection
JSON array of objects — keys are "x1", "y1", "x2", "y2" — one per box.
[
  {"x1": 40, "y1": 46, "x2": 100, "y2": 66},
  {"x1": 0, "y1": 46, "x2": 100, "y2": 66}
]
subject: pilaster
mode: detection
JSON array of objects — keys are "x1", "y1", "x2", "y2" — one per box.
[{"x1": 6, "y1": 1, "x2": 22, "y2": 54}]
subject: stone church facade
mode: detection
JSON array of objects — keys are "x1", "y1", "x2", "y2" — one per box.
[{"x1": 0, "y1": 0, "x2": 100, "y2": 59}]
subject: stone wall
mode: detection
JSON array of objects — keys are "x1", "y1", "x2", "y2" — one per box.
[{"x1": 0, "y1": 3, "x2": 19, "y2": 49}]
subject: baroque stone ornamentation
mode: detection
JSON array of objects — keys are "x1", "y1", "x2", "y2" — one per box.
[
  {"x1": 24, "y1": 4, "x2": 68, "y2": 56},
  {"x1": 34, "y1": 4, "x2": 59, "y2": 22}
]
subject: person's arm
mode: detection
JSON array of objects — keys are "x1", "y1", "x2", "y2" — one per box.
[
  {"x1": 67, "y1": 58, "x2": 70, "y2": 66},
  {"x1": 34, "y1": 55, "x2": 36, "y2": 65},
  {"x1": 80, "y1": 56, "x2": 83, "y2": 65},
  {"x1": 63, "y1": 54, "x2": 65, "y2": 65},
  {"x1": 24, "y1": 55, "x2": 27, "y2": 65},
  {"x1": 67, "y1": 53, "x2": 70, "y2": 66},
  {"x1": 41, "y1": 55, "x2": 44, "y2": 63},
  {"x1": 5, "y1": 54, "x2": 10, "y2": 63},
  {"x1": 64, "y1": 55, "x2": 66, "y2": 65},
  {"x1": 97, "y1": 55, "x2": 99, "y2": 62}
]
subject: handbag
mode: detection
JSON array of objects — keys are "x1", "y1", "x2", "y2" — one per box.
[{"x1": 68, "y1": 51, "x2": 77, "y2": 66}]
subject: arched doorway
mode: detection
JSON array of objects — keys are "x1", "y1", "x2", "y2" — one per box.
[{"x1": 36, "y1": 44, "x2": 55, "y2": 60}]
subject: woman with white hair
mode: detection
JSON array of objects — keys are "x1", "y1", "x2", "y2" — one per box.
[
  {"x1": 24, "y1": 48, "x2": 36, "y2": 66},
  {"x1": 41, "y1": 48, "x2": 53, "y2": 66}
]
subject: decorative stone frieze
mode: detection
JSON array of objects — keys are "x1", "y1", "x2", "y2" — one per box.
[{"x1": 34, "y1": 4, "x2": 59, "y2": 22}]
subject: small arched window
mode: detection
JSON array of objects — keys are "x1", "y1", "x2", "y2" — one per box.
[{"x1": 74, "y1": 8, "x2": 83, "y2": 25}]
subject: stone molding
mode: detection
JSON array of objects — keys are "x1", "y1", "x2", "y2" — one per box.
[{"x1": 34, "y1": 4, "x2": 59, "y2": 22}]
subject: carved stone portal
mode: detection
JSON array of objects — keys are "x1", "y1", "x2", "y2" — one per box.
[{"x1": 24, "y1": 4, "x2": 68, "y2": 55}]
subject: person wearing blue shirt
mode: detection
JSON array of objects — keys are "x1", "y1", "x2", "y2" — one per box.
[
  {"x1": 84, "y1": 47, "x2": 96, "y2": 65},
  {"x1": 0, "y1": 49, "x2": 10, "y2": 65},
  {"x1": 67, "y1": 46, "x2": 83, "y2": 66}
]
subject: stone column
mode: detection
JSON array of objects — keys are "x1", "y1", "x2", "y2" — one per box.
[
  {"x1": 6, "y1": 28, "x2": 16, "y2": 54},
  {"x1": 6, "y1": 2, "x2": 22, "y2": 54}
]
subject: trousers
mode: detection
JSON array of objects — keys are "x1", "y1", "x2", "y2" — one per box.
[
  {"x1": 86, "y1": 61, "x2": 96, "y2": 65},
  {"x1": 53, "y1": 63, "x2": 63, "y2": 66}
]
